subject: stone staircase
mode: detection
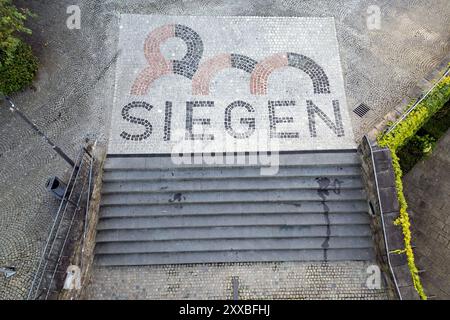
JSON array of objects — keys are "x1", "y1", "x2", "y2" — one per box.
[{"x1": 94, "y1": 150, "x2": 374, "y2": 266}]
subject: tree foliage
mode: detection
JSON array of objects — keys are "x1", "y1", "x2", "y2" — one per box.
[{"x1": 0, "y1": 0, "x2": 37, "y2": 94}]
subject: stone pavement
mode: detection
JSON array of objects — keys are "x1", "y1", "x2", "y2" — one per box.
[
  {"x1": 110, "y1": 15, "x2": 354, "y2": 154},
  {"x1": 403, "y1": 128, "x2": 450, "y2": 299},
  {"x1": 0, "y1": 1, "x2": 118, "y2": 299},
  {"x1": 0, "y1": 0, "x2": 449, "y2": 299},
  {"x1": 85, "y1": 261, "x2": 390, "y2": 300}
]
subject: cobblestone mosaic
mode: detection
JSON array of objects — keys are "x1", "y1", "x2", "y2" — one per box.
[
  {"x1": 109, "y1": 15, "x2": 355, "y2": 154},
  {"x1": 120, "y1": 101, "x2": 153, "y2": 141}
]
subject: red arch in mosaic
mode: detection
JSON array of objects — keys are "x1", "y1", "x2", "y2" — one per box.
[
  {"x1": 131, "y1": 24, "x2": 204, "y2": 95},
  {"x1": 250, "y1": 52, "x2": 331, "y2": 95},
  {"x1": 131, "y1": 24, "x2": 175, "y2": 95},
  {"x1": 192, "y1": 54, "x2": 231, "y2": 95}
]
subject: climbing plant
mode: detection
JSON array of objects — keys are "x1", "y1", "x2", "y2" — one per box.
[
  {"x1": 0, "y1": 0, "x2": 38, "y2": 95},
  {"x1": 378, "y1": 72, "x2": 450, "y2": 300}
]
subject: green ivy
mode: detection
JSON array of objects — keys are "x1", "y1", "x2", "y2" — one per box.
[
  {"x1": 377, "y1": 73, "x2": 450, "y2": 300},
  {"x1": 421, "y1": 102, "x2": 450, "y2": 138},
  {"x1": 378, "y1": 76, "x2": 450, "y2": 151}
]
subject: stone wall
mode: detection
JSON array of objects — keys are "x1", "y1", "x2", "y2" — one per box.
[
  {"x1": 359, "y1": 139, "x2": 395, "y2": 299},
  {"x1": 403, "y1": 129, "x2": 450, "y2": 299},
  {"x1": 58, "y1": 146, "x2": 106, "y2": 300},
  {"x1": 358, "y1": 138, "x2": 419, "y2": 300}
]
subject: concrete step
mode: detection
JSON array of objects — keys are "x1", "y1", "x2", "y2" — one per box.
[
  {"x1": 104, "y1": 152, "x2": 360, "y2": 171},
  {"x1": 94, "y1": 150, "x2": 374, "y2": 264},
  {"x1": 100, "y1": 189, "x2": 366, "y2": 206},
  {"x1": 97, "y1": 213, "x2": 370, "y2": 230},
  {"x1": 96, "y1": 224, "x2": 372, "y2": 242},
  {"x1": 101, "y1": 176, "x2": 363, "y2": 194},
  {"x1": 99, "y1": 201, "x2": 369, "y2": 218},
  {"x1": 95, "y1": 237, "x2": 373, "y2": 254},
  {"x1": 103, "y1": 165, "x2": 362, "y2": 182},
  {"x1": 94, "y1": 248, "x2": 375, "y2": 266}
]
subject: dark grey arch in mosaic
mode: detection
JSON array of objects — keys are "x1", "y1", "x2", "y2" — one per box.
[
  {"x1": 173, "y1": 24, "x2": 204, "y2": 79},
  {"x1": 287, "y1": 53, "x2": 331, "y2": 94},
  {"x1": 231, "y1": 54, "x2": 258, "y2": 74},
  {"x1": 120, "y1": 101, "x2": 153, "y2": 141}
]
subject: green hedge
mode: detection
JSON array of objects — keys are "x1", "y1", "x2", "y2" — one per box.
[
  {"x1": 0, "y1": 39, "x2": 38, "y2": 95},
  {"x1": 397, "y1": 134, "x2": 436, "y2": 173},
  {"x1": 397, "y1": 101, "x2": 450, "y2": 173},
  {"x1": 0, "y1": 0, "x2": 37, "y2": 95},
  {"x1": 378, "y1": 73, "x2": 450, "y2": 300}
]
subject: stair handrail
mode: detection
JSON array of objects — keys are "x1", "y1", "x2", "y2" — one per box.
[
  {"x1": 363, "y1": 135, "x2": 402, "y2": 300},
  {"x1": 27, "y1": 144, "x2": 94, "y2": 300}
]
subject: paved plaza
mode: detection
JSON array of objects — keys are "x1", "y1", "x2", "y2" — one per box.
[{"x1": 0, "y1": 1, "x2": 449, "y2": 299}]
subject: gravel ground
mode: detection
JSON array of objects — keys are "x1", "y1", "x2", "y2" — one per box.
[{"x1": 0, "y1": 0, "x2": 449, "y2": 299}]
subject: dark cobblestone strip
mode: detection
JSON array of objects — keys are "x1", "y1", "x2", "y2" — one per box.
[
  {"x1": 173, "y1": 24, "x2": 204, "y2": 79},
  {"x1": 231, "y1": 54, "x2": 258, "y2": 74},
  {"x1": 287, "y1": 52, "x2": 331, "y2": 94}
]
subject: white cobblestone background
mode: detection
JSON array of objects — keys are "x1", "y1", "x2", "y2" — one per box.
[{"x1": 109, "y1": 16, "x2": 355, "y2": 154}]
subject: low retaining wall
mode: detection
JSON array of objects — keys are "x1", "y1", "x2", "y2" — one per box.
[
  {"x1": 359, "y1": 138, "x2": 419, "y2": 300},
  {"x1": 58, "y1": 145, "x2": 107, "y2": 300}
]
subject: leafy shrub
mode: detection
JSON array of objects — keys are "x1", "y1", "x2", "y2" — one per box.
[
  {"x1": 421, "y1": 101, "x2": 450, "y2": 138},
  {"x1": 379, "y1": 76, "x2": 450, "y2": 151},
  {"x1": 397, "y1": 134, "x2": 436, "y2": 173},
  {"x1": 0, "y1": 39, "x2": 37, "y2": 95},
  {"x1": 0, "y1": 0, "x2": 37, "y2": 95},
  {"x1": 397, "y1": 101, "x2": 450, "y2": 173},
  {"x1": 378, "y1": 73, "x2": 450, "y2": 300}
]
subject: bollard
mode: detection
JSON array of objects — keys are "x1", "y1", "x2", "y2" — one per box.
[{"x1": 46, "y1": 176, "x2": 67, "y2": 200}]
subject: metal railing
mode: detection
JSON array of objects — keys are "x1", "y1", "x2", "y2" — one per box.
[
  {"x1": 27, "y1": 144, "x2": 95, "y2": 300},
  {"x1": 385, "y1": 67, "x2": 450, "y2": 135},
  {"x1": 362, "y1": 135, "x2": 402, "y2": 300}
]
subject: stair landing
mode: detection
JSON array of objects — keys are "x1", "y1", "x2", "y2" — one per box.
[{"x1": 85, "y1": 261, "x2": 390, "y2": 300}]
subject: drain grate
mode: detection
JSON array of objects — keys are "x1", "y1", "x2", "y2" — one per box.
[{"x1": 353, "y1": 103, "x2": 371, "y2": 117}]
